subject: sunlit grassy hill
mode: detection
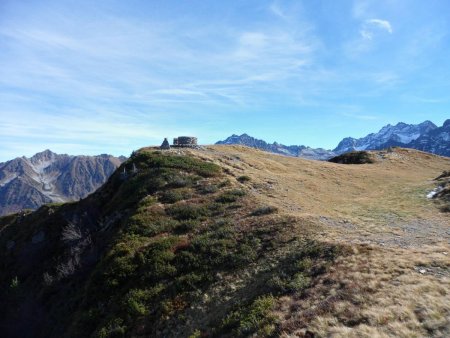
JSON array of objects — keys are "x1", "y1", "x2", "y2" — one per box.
[{"x1": 0, "y1": 145, "x2": 449, "y2": 337}]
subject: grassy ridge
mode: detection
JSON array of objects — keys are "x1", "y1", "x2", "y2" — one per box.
[{"x1": 0, "y1": 150, "x2": 344, "y2": 337}]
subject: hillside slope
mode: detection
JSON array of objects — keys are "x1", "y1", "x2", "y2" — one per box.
[
  {"x1": 199, "y1": 146, "x2": 450, "y2": 337},
  {"x1": 1, "y1": 146, "x2": 449, "y2": 337},
  {"x1": 0, "y1": 149, "x2": 342, "y2": 338}
]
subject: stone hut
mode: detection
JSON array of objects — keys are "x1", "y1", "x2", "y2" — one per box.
[
  {"x1": 160, "y1": 138, "x2": 170, "y2": 150},
  {"x1": 172, "y1": 136, "x2": 198, "y2": 147}
]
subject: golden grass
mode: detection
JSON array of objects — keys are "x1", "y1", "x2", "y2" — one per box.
[{"x1": 156, "y1": 145, "x2": 450, "y2": 337}]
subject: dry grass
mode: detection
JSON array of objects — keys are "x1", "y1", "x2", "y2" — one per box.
[{"x1": 165, "y1": 145, "x2": 450, "y2": 337}]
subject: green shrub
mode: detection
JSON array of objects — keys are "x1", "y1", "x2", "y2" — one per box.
[
  {"x1": 126, "y1": 214, "x2": 178, "y2": 237},
  {"x1": 160, "y1": 190, "x2": 184, "y2": 204},
  {"x1": 218, "y1": 179, "x2": 231, "y2": 187},
  {"x1": 137, "y1": 196, "x2": 157, "y2": 209},
  {"x1": 95, "y1": 318, "x2": 126, "y2": 338},
  {"x1": 198, "y1": 184, "x2": 219, "y2": 195},
  {"x1": 174, "y1": 272, "x2": 206, "y2": 292},
  {"x1": 237, "y1": 175, "x2": 251, "y2": 183},
  {"x1": 173, "y1": 220, "x2": 200, "y2": 233},
  {"x1": 251, "y1": 206, "x2": 278, "y2": 216},
  {"x1": 207, "y1": 202, "x2": 225, "y2": 215},
  {"x1": 142, "y1": 237, "x2": 179, "y2": 280},
  {"x1": 166, "y1": 204, "x2": 209, "y2": 220},
  {"x1": 267, "y1": 272, "x2": 310, "y2": 294},
  {"x1": 189, "y1": 329, "x2": 202, "y2": 338},
  {"x1": 222, "y1": 295, "x2": 276, "y2": 336},
  {"x1": 132, "y1": 151, "x2": 221, "y2": 177},
  {"x1": 328, "y1": 151, "x2": 375, "y2": 164},
  {"x1": 166, "y1": 175, "x2": 199, "y2": 188},
  {"x1": 123, "y1": 285, "x2": 165, "y2": 317},
  {"x1": 215, "y1": 189, "x2": 246, "y2": 203}
]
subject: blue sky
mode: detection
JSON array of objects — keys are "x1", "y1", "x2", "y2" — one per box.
[{"x1": 1, "y1": 0, "x2": 449, "y2": 161}]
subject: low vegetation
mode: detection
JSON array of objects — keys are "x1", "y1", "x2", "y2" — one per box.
[
  {"x1": 329, "y1": 150, "x2": 375, "y2": 164},
  {"x1": 251, "y1": 206, "x2": 278, "y2": 216},
  {"x1": 0, "y1": 149, "x2": 343, "y2": 337},
  {"x1": 237, "y1": 175, "x2": 251, "y2": 183}
]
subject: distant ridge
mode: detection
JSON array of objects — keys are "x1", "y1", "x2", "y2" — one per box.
[
  {"x1": 216, "y1": 134, "x2": 336, "y2": 160},
  {"x1": 217, "y1": 119, "x2": 450, "y2": 159},
  {"x1": 0, "y1": 150, "x2": 125, "y2": 216}
]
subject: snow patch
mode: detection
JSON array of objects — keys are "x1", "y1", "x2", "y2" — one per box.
[
  {"x1": 427, "y1": 186, "x2": 444, "y2": 199},
  {"x1": 397, "y1": 132, "x2": 420, "y2": 144}
]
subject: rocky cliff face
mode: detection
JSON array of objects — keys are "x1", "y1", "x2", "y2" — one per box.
[
  {"x1": 407, "y1": 119, "x2": 450, "y2": 157},
  {"x1": 0, "y1": 150, "x2": 124, "y2": 216}
]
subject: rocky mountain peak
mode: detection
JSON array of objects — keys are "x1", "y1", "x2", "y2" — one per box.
[
  {"x1": 30, "y1": 149, "x2": 57, "y2": 161},
  {"x1": 0, "y1": 150, "x2": 125, "y2": 216}
]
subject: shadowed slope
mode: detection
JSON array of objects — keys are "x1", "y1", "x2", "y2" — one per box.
[{"x1": 0, "y1": 149, "x2": 343, "y2": 338}]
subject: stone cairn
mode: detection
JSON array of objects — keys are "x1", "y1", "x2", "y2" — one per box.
[{"x1": 160, "y1": 138, "x2": 171, "y2": 150}]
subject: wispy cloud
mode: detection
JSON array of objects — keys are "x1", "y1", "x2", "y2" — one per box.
[
  {"x1": 360, "y1": 18, "x2": 393, "y2": 40},
  {"x1": 269, "y1": 2, "x2": 288, "y2": 20},
  {"x1": 1, "y1": 1, "x2": 449, "y2": 160},
  {"x1": 0, "y1": 1, "x2": 322, "y2": 160}
]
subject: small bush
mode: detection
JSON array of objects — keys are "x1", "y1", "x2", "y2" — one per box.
[
  {"x1": 237, "y1": 175, "x2": 251, "y2": 183},
  {"x1": 166, "y1": 175, "x2": 199, "y2": 188},
  {"x1": 268, "y1": 272, "x2": 311, "y2": 294},
  {"x1": 127, "y1": 214, "x2": 178, "y2": 237},
  {"x1": 123, "y1": 285, "x2": 164, "y2": 317},
  {"x1": 166, "y1": 204, "x2": 209, "y2": 220},
  {"x1": 208, "y1": 203, "x2": 226, "y2": 215},
  {"x1": 95, "y1": 318, "x2": 127, "y2": 338},
  {"x1": 222, "y1": 295, "x2": 276, "y2": 336},
  {"x1": 215, "y1": 189, "x2": 246, "y2": 203},
  {"x1": 251, "y1": 206, "x2": 278, "y2": 216},
  {"x1": 329, "y1": 151, "x2": 375, "y2": 164},
  {"x1": 173, "y1": 220, "x2": 200, "y2": 233},
  {"x1": 218, "y1": 179, "x2": 231, "y2": 188},
  {"x1": 198, "y1": 184, "x2": 219, "y2": 195},
  {"x1": 160, "y1": 190, "x2": 184, "y2": 204}
]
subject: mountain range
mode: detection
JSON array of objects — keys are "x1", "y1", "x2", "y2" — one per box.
[
  {"x1": 0, "y1": 150, "x2": 125, "y2": 216},
  {"x1": 216, "y1": 134, "x2": 336, "y2": 160},
  {"x1": 216, "y1": 119, "x2": 450, "y2": 159}
]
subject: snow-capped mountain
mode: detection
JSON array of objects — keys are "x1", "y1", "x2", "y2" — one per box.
[
  {"x1": 0, "y1": 150, "x2": 125, "y2": 216},
  {"x1": 407, "y1": 119, "x2": 450, "y2": 156},
  {"x1": 216, "y1": 134, "x2": 336, "y2": 160},
  {"x1": 216, "y1": 119, "x2": 449, "y2": 160},
  {"x1": 333, "y1": 121, "x2": 437, "y2": 154}
]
